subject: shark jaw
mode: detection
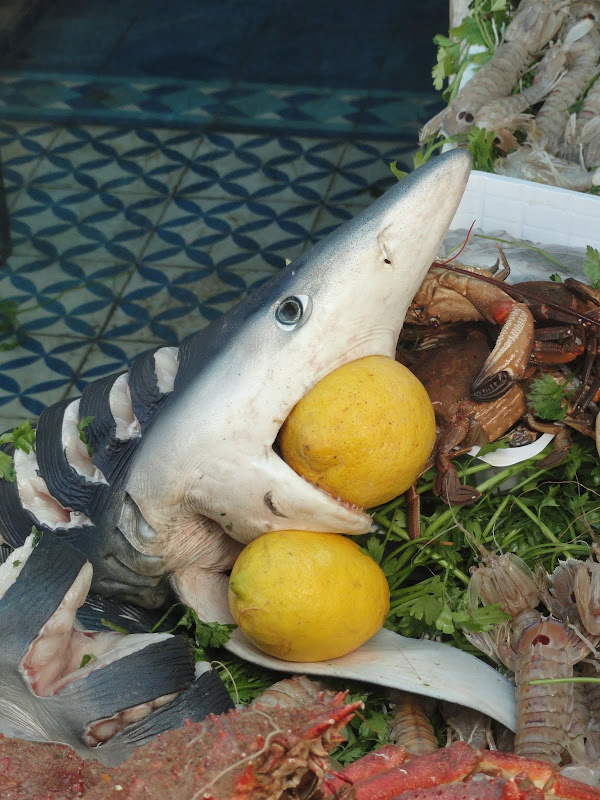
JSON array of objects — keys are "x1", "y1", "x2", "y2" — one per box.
[{"x1": 124, "y1": 150, "x2": 472, "y2": 564}]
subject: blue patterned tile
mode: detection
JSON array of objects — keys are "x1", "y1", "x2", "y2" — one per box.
[
  {"x1": 0, "y1": 71, "x2": 438, "y2": 140},
  {"x1": 178, "y1": 132, "x2": 346, "y2": 203},
  {"x1": 215, "y1": 84, "x2": 366, "y2": 137},
  {"x1": 10, "y1": 186, "x2": 167, "y2": 263},
  {"x1": 0, "y1": 335, "x2": 90, "y2": 419},
  {"x1": 30, "y1": 126, "x2": 202, "y2": 195},
  {"x1": 143, "y1": 196, "x2": 319, "y2": 271},
  {"x1": 328, "y1": 140, "x2": 416, "y2": 205},
  {"x1": 0, "y1": 72, "x2": 223, "y2": 129},
  {"x1": 0, "y1": 255, "x2": 131, "y2": 339},
  {"x1": 0, "y1": 120, "x2": 60, "y2": 205},
  {"x1": 99, "y1": 264, "x2": 278, "y2": 346}
]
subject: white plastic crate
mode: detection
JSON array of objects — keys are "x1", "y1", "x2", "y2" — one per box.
[{"x1": 450, "y1": 170, "x2": 600, "y2": 250}]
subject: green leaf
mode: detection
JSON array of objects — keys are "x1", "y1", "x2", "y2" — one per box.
[
  {"x1": 475, "y1": 437, "x2": 510, "y2": 458},
  {"x1": 77, "y1": 416, "x2": 94, "y2": 458},
  {"x1": 461, "y1": 604, "x2": 511, "y2": 632},
  {"x1": 526, "y1": 374, "x2": 570, "y2": 421},
  {"x1": 0, "y1": 421, "x2": 36, "y2": 454},
  {"x1": 80, "y1": 653, "x2": 96, "y2": 669},
  {"x1": 31, "y1": 526, "x2": 42, "y2": 547},
  {"x1": 435, "y1": 604, "x2": 456, "y2": 634},
  {"x1": 582, "y1": 246, "x2": 600, "y2": 289},
  {"x1": 0, "y1": 451, "x2": 15, "y2": 482},
  {"x1": 411, "y1": 593, "x2": 444, "y2": 626},
  {"x1": 390, "y1": 161, "x2": 408, "y2": 181},
  {"x1": 175, "y1": 607, "x2": 236, "y2": 661},
  {"x1": 549, "y1": 274, "x2": 562, "y2": 282},
  {"x1": 450, "y1": 16, "x2": 487, "y2": 48},
  {"x1": 0, "y1": 421, "x2": 37, "y2": 482},
  {"x1": 467, "y1": 126, "x2": 498, "y2": 172},
  {"x1": 362, "y1": 535, "x2": 385, "y2": 565},
  {"x1": 12, "y1": 560, "x2": 21, "y2": 567},
  {"x1": 100, "y1": 619, "x2": 130, "y2": 634}
]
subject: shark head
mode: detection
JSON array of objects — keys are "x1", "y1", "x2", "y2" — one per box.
[{"x1": 125, "y1": 150, "x2": 472, "y2": 564}]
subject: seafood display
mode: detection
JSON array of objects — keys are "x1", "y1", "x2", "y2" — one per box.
[
  {"x1": 2, "y1": 687, "x2": 600, "y2": 799},
  {"x1": 422, "y1": 0, "x2": 600, "y2": 191},
  {"x1": 1, "y1": 145, "x2": 600, "y2": 793},
  {"x1": 0, "y1": 151, "x2": 522, "y2": 746},
  {"x1": 398, "y1": 256, "x2": 600, "y2": 509}
]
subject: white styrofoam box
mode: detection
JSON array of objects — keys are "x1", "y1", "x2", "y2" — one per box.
[{"x1": 450, "y1": 170, "x2": 600, "y2": 250}]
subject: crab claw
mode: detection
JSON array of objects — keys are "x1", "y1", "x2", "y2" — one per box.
[
  {"x1": 0, "y1": 532, "x2": 232, "y2": 765},
  {"x1": 471, "y1": 304, "x2": 535, "y2": 401}
]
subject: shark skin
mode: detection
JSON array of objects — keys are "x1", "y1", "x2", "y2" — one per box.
[
  {"x1": 126, "y1": 149, "x2": 514, "y2": 730},
  {"x1": 124, "y1": 149, "x2": 476, "y2": 616},
  {"x1": 0, "y1": 149, "x2": 516, "y2": 734}
]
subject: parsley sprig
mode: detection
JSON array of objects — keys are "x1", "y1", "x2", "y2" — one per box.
[{"x1": 0, "y1": 421, "x2": 36, "y2": 481}]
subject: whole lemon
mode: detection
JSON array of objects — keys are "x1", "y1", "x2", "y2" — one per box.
[
  {"x1": 228, "y1": 530, "x2": 390, "y2": 662},
  {"x1": 279, "y1": 355, "x2": 436, "y2": 508}
]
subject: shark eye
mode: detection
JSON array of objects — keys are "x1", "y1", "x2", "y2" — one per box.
[{"x1": 275, "y1": 295, "x2": 311, "y2": 329}]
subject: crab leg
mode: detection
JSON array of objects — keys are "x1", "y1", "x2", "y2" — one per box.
[{"x1": 322, "y1": 741, "x2": 481, "y2": 800}]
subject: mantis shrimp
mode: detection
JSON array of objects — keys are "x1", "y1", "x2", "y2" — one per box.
[{"x1": 420, "y1": 0, "x2": 569, "y2": 140}]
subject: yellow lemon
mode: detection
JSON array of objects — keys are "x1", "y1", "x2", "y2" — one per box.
[
  {"x1": 228, "y1": 530, "x2": 389, "y2": 662},
  {"x1": 279, "y1": 355, "x2": 436, "y2": 508}
]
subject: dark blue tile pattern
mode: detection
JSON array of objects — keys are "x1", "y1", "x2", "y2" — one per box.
[
  {"x1": 0, "y1": 123, "x2": 415, "y2": 425},
  {"x1": 0, "y1": 71, "x2": 441, "y2": 140}
]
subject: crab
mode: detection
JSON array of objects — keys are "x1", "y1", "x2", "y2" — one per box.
[
  {"x1": 398, "y1": 262, "x2": 600, "y2": 506},
  {"x1": 406, "y1": 262, "x2": 600, "y2": 402},
  {"x1": 2, "y1": 694, "x2": 600, "y2": 800},
  {"x1": 398, "y1": 323, "x2": 528, "y2": 506}
]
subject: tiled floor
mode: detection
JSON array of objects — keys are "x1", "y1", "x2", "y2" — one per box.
[{"x1": 0, "y1": 1, "x2": 446, "y2": 428}]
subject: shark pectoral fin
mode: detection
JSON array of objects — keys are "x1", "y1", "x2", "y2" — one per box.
[
  {"x1": 225, "y1": 628, "x2": 517, "y2": 733},
  {"x1": 172, "y1": 563, "x2": 235, "y2": 625}
]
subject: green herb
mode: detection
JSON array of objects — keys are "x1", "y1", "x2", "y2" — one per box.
[
  {"x1": 405, "y1": 126, "x2": 500, "y2": 179},
  {"x1": 390, "y1": 161, "x2": 408, "y2": 182},
  {"x1": 174, "y1": 607, "x2": 236, "y2": 662},
  {"x1": 568, "y1": 71, "x2": 600, "y2": 114},
  {"x1": 31, "y1": 526, "x2": 42, "y2": 547},
  {"x1": 100, "y1": 619, "x2": 130, "y2": 634},
  {"x1": 211, "y1": 657, "x2": 281, "y2": 705},
  {"x1": 80, "y1": 653, "x2": 96, "y2": 669},
  {"x1": 474, "y1": 436, "x2": 510, "y2": 458},
  {"x1": 526, "y1": 374, "x2": 571, "y2": 421},
  {"x1": 12, "y1": 560, "x2": 21, "y2": 567},
  {"x1": 0, "y1": 421, "x2": 36, "y2": 452},
  {"x1": 77, "y1": 416, "x2": 94, "y2": 458},
  {"x1": 549, "y1": 273, "x2": 562, "y2": 282},
  {"x1": 0, "y1": 421, "x2": 36, "y2": 482},
  {"x1": 431, "y1": 0, "x2": 510, "y2": 104},
  {"x1": 464, "y1": 126, "x2": 498, "y2": 172},
  {"x1": 0, "y1": 452, "x2": 14, "y2": 482},
  {"x1": 582, "y1": 245, "x2": 600, "y2": 288}
]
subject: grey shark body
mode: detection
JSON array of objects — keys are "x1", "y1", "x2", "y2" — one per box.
[{"x1": 0, "y1": 150, "x2": 518, "y2": 744}]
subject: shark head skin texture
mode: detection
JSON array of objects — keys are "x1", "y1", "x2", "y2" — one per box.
[
  {"x1": 0, "y1": 150, "x2": 471, "y2": 613},
  {"x1": 123, "y1": 149, "x2": 473, "y2": 575}
]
